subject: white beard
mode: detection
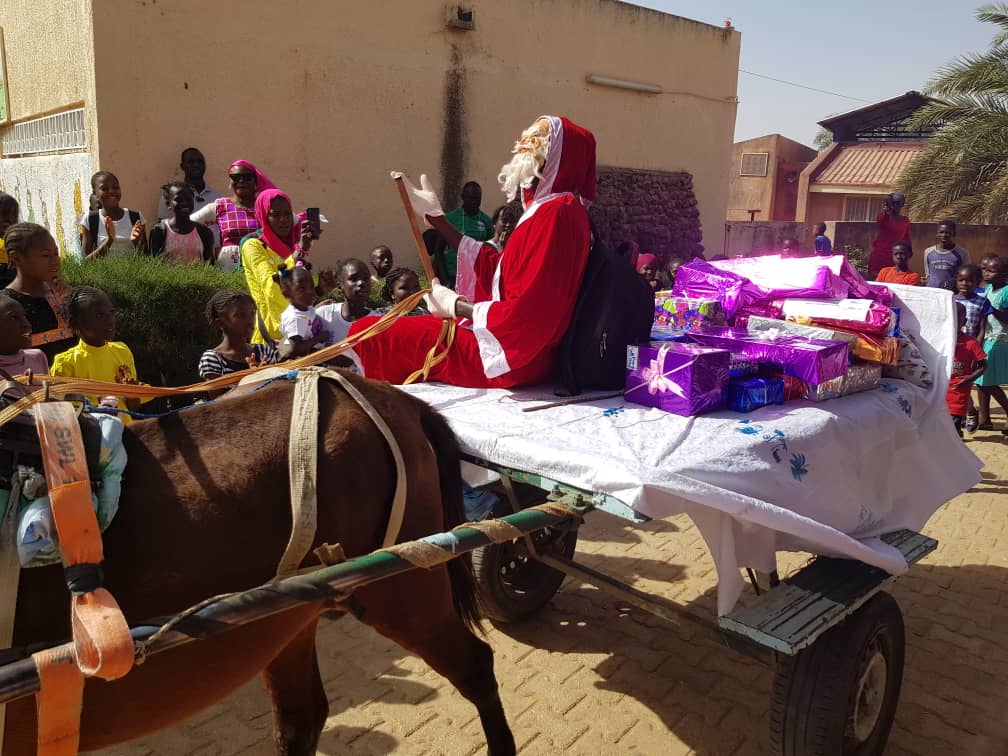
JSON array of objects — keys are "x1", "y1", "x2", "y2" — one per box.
[
  {"x1": 498, "y1": 151, "x2": 543, "y2": 202},
  {"x1": 498, "y1": 121, "x2": 551, "y2": 201}
]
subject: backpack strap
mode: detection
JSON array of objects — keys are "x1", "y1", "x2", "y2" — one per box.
[{"x1": 87, "y1": 211, "x2": 99, "y2": 244}]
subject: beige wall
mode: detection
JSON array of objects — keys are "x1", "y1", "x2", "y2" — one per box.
[
  {"x1": 805, "y1": 192, "x2": 846, "y2": 224},
  {"x1": 0, "y1": 0, "x2": 98, "y2": 152},
  {"x1": 726, "y1": 134, "x2": 815, "y2": 223},
  {"x1": 87, "y1": 0, "x2": 739, "y2": 268}
]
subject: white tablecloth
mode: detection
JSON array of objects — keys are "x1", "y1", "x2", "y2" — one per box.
[{"x1": 399, "y1": 285, "x2": 982, "y2": 614}]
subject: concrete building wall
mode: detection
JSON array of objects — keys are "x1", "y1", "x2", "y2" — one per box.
[
  {"x1": 805, "y1": 193, "x2": 846, "y2": 225},
  {"x1": 727, "y1": 134, "x2": 816, "y2": 223},
  {"x1": 84, "y1": 0, "x2": 739, "y2": 268},
  {"x1": 0, "y1": 0, "x2": 96, "y2": 125}
]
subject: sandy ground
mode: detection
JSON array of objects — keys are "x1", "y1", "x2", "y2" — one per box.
[{"x1": 97, "y1": 426, "x2": 1008, "y2": 755}]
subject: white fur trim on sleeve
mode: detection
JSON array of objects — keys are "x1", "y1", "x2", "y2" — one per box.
[
  {"x1": 455, "y1": 236, "x2": 483, "y2": 301},
  {"x1": 472, "y1": 301, "x2": 511, "y2": 379}
]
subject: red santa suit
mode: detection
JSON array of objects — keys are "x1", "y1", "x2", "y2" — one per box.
[{"x1": 351, "y1": 115, "x2": 595, "y2": 387}]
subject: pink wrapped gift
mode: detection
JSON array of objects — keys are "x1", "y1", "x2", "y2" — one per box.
[
  {"x1": 779, "y1": 298, "x2": 894, "y2": 336},
  {"x1": 710, "y1": 254, "x2": 850, "y2": 301}
]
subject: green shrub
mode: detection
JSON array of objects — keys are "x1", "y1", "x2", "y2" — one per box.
[
  {"x1": 61, "y1": 255, "x2": 247, "y2": 388},
  {"x1": 844, "y1": 244, "x2": 869, "y2": 278}
]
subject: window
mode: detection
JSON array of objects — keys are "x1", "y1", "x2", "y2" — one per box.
[
  {"x1": 843, "y1": 196, "x2": 885, "y2": 222},
  {"x1": 740, "y1": 152, "x2": 769, "y2": 177},
  {"x1": 0, "y1": 108, "x2": 86, "y2": 157}
]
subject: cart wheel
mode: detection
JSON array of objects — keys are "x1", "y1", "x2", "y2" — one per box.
[
  {"x1": 770, "y1": 591, "x2": 905, "y2": 756},
  {"x1": 472, "y1": 519, "x2": 578, "y2": 623}
]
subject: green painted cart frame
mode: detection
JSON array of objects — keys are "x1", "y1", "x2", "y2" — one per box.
[{"x1": 462, "y1": 454, "x2": 936, "y2": 756}]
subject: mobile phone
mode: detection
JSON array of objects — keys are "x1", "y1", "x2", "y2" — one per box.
[{"x1": 306, "y1": 207, "x2": 321, "y2": 237}]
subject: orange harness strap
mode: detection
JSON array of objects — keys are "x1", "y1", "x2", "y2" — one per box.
[{"x1": 31, "y1": 403, "x2": 134, "y2": 756}]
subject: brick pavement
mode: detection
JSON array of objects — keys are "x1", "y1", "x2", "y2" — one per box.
[{"x1": 98, "y1": 430, "x2": 1008, "y2": 755}]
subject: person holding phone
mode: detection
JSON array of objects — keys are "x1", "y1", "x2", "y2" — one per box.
[
  {"x1": 239, "y1": 189, "x2": 314, "y2": 345},
  {"x1": 868, "y1": 192, "x2": 912, "y2": 278}
]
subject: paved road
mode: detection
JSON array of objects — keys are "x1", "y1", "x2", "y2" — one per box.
[{"x1": 100, "y1": 429, "x2": 1008, "y2": 755}]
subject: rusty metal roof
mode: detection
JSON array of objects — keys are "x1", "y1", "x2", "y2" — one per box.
[{"x1": 812, "y1": 142, "x2": 924, "y2": 188}]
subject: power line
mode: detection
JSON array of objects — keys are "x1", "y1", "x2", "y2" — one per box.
[{"x1": 738, "y1": 69, "x2": 871, "y2": 103}]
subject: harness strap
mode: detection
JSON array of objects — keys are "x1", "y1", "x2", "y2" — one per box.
[
  {"x1": 273, "y1": 368, "x2": 408, "y2": 578},
  {"x1": 30, "y1": 648, "x2": 83, "y2": 756},
  {"x1": 32, "y1": 402, "x2": 133, "y2": 755}
]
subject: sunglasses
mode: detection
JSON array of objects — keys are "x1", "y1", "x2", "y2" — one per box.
[{"x1": 229, "y1": 173, "x2": 255, "y2": 183}]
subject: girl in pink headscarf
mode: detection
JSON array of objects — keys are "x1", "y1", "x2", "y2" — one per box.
[
  {"x1": 191, "y1": 160, "x2": 277, "y2": 271},
  {"x1": 240, "y1": 188, "x2": 314, "y2": 345}
]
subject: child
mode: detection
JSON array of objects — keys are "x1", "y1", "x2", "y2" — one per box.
[
  {"x1": 317, "y1": 258, "x2": 377, "y2": 343},
  {"x1": 876, "y1": 241, "x2": 921, "y2": 285},
  {"x1": 947, "y1": 302, "x2": 988, "y2": 437},
  {"x1": 955, "y1": 265, "x2": 991, "y2": 432},
  {"x1": 2, "y1": 223, "x2": 74, "y2": 361},
  {"x1": 665, "y1": 256, "x2": 684, "y2": 289},
  {"x1": 781, "y1": 238, "x2": 802, "y2": 256},
  {"x1": 0, "y1": 193, "x2": 20, "y2": 287},
  {"x1": 925, "y1": 220, "x2": 970, "y2": 290},
  {"x1": 78, "y1": 171, "x2": 147, "y2": 258},
  {"x1": 375, "y1": 267, "x2": 426, "y2": 316},
  {"x1": 812, "y1": 222, "x2": 832, "y2": 255},
  {"x1": 148, "y1": 182, "x2": 214, "y2": 263},
  {"x1": 979, "y1": 253, "x2": 1000, "y2": 294},
  {"x1": 975, "y1": 255, "x2": 1008, "y2": 432},
  {"x1": 50, "y1": 286, "x2": 142, "y2": 418},
  {"x1": 0, "y1": 293, "x2": 48, "y2": 380},
  {"x1": 276, "y1": 265, "x2": 328, "y2": 357},
  {"x1": 370, "y1": 245, "x2": 394, "y2": 283},
  {"x1": 636, "y1": 253, "x2": 660, "y2": 292},
  {"x1": 199, "y1": 290, "x2": 278, "y2": 386}
]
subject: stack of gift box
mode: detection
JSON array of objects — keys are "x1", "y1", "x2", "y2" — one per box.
[{"x1": 627, "y1": 254, "x2": 904, "y2": 416}]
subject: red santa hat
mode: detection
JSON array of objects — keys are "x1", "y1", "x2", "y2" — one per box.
[{"x1": 532, "y1": 116, "x2": 597, "y2": 207}]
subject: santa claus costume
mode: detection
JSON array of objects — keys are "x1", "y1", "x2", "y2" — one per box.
[{"x1": 350, "y1": 115, "x2": 595, "y2": 387}]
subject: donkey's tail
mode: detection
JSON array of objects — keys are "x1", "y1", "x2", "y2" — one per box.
[{"x1": 419, "y1": 406, "x2": 483, "y2": 633}]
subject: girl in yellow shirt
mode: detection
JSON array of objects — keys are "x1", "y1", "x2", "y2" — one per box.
[{"x1": 50, "y1": 285, "x2": 142, "y2": 419}]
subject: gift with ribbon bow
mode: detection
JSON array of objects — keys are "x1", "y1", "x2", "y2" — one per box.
[{"x1": 625, "y1": 342, "x2": 729, "y2": 416}]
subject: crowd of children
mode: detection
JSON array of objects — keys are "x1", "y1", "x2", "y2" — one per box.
[{"x1": 2, "y1": 166, "x2": 1008, "y2": 442}]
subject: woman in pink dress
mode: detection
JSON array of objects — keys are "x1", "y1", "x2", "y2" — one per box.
[
  {"x1": 868, "y1": 192, "x2": 912, "y2": 278},
  {"x1": 192, "y1": 160, "x2": 275, "y2": 271}
]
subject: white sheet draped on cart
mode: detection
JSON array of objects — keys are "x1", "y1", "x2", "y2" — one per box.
[{"x1": 399, "y1": 284, "x2": 981, "y2": 614}]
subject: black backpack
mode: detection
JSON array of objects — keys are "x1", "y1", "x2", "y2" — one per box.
[{"x1": 554, "y1": 228, "x2": 655, "y2": 396}]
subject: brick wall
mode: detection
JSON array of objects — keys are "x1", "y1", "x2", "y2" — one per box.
[{"x1": 589, "y1": 167, "x2": 705, "y2": 262}]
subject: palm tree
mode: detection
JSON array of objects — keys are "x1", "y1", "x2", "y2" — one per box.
[{"x1": 900, "y1": 3, "x2": 1008, "y2": 223}]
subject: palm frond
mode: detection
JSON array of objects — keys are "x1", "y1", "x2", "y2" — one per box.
[
  {"x1": 923, "y1": 46, "x2": 1008, "y2": 99},
  {"x1": 978, "y1": 3, "x2": 1008, "y2": 44}
]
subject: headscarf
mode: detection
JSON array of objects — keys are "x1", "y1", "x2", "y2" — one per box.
[
  {"x1": 636, "y1": 253, "x2": 658, "y2": 270},
  {"x1": 254, "y1": 188, "x2": 297, "y2": 259},
  {"x1": 228, "y1": 160, "x2": 276, "y2": 192}
]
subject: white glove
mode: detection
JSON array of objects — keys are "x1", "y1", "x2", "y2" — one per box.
[
  {"x1": 391, "y1": 171, "x2": 444, "y2": 225},
  {"x1": 424, "y1": 278, "x2": 466, "y2": 319}
]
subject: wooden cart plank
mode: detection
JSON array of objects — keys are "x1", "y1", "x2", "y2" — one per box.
[{"x1": 717, "y1": 530, "x2": 937, "y2": 655}]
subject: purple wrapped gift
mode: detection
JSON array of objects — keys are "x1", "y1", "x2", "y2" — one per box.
[
  {"x1": 686, "y1": 327, "x2": 850, "y2": 385},
  {"x1": 672, "y1": 260, "x2": 754, "y2": 319},
  {"x1": 625, "y1": 341, "x2": 729, "y2": 416}
]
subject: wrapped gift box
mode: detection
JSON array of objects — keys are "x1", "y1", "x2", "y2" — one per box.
[
  {"x1": 727, "y1": 377, "x2": 785, "y2": 413},
  {"x1": 803, "y1": 362, "x2": 882, "y2": 401},
  {"x1": 653, "y1": 293, "x2": 726, "y2": 330},
  {"x1": 744, "y1": 316, "x2": 899, "y2": 366},
  {"x1": 710, "y1": 254, "x2": 850, "y2": 301},
  {"x1": 778, "y1": 298, "x2": 894, "y2": 336},
  {"x1": 625, "y1": 342, "x2": 729, "y2": 416},
  {"x1": 687, "y1": 327, "x2": 850, "y2": 385},
  {"x1": 774, "y1": 363, "x2": 882, "y2": 402}
]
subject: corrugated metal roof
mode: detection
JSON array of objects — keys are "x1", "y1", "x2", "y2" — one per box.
[{"x1": 813, "y1": 143, "x2": 923, "y2": 188}]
